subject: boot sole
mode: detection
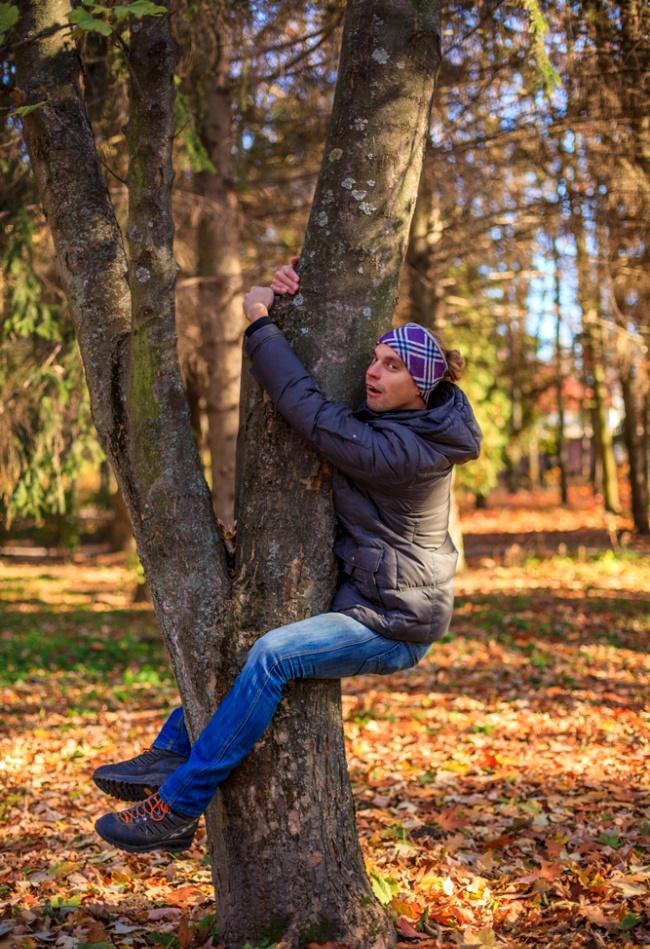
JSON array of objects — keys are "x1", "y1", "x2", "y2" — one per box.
[
  {"x1": 93, "y1": 776, "x2": 160, "y2": 802},
  {"x1": 95, "y1": 824, "x2": 196, "y2": 853}
]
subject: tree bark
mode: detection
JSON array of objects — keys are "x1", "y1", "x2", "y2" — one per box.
[
  {"x1": 16, "y1": 0, "x2": 441, "y2": 944},
  {"x1": 553, "y1": 242, "x2": 569, "y2": 505},
  {"x1": 192, "y1": 2, "x2": 245, "y2": 526},
  {"x1": 571, "y1": 201, "x2": 620, "y2": 513},
  {"x1": 223, "y1": 2, "x2": 441, "y2": 943},
  {"x1": 405, "y1": 145, "x2": 464, "y2": 565},
  {"x1": 14, "y1": 0, "x2": 229, "y2": 760},
  {"x1": 619, "y1": 366, "x2": 649, "y2": 532},
  {"x1": 505, "y1": 284, "x2": 524, "y2": 493},
  {"x1": 406, "y1": 143, "x2": 446, "y2": 331},
  {"x1": 597, "y1": 220, "x2": 649, "y2": 533}
]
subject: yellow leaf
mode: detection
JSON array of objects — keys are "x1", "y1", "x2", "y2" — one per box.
[
  {"x1": 419, "y1": 873, "x2": 443, "y2": 891},
  {"x1": 390, "y1": 896, "x2": 422, "y2": 918},
  {"x1": 440, "y1": 759, "x2": 470, "y2": 774}
]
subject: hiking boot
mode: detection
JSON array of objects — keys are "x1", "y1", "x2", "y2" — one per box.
[
  {"x1": 92, "y1": 747, "x2": 187, "y2": 802},
  {"x1": 95, "y1": 792, "x2": 199, "y2": 853}
]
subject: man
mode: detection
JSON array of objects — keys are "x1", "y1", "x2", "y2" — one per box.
[{"x1": 92, "y1": 261, "x2": 482, "y2": 853}]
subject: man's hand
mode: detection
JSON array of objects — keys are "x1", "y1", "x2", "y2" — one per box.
[
  {"x1": 243, "y1": 256, "x2": 300, "y2": 323},
  {"x1": 271, "y1": 255, "x2": 300, "y2": 296},
  {"x1": 243, "y1": 286, "x2": 274, "y2": 323}
]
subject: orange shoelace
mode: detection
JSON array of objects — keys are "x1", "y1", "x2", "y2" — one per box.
[{"x1": 118, "y1": 792, "x2": 170, "y2": 825}]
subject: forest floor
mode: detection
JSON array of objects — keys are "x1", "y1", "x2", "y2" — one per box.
[{"x1": 1, "y1": 485, "x2": 649, "y2": 949}]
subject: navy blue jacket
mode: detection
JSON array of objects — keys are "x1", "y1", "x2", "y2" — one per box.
[{"x1": 245, "y1": 321, "x2": 482, "y2": 644}]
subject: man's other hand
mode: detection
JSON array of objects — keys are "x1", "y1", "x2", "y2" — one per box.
[
  {"x1": 271, "y1": 256, "x2": 300, "y2": 296},
  {"x1": 243, "y1": 286, "x2": 274, "y2": 322}
]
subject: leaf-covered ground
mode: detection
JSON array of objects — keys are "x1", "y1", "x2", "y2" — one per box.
[{"x1": 1, "y1": 489, "x2": 649, "y2": 948}]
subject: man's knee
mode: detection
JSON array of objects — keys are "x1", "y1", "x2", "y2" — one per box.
[{"x1": 246, "y1": 630, "x2": 286, "y2": 676}]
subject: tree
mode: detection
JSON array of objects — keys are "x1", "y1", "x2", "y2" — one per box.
[
  {"x1": 13, "y1": 0, "x2": 441, "y2": 943},
  {"x1": 178, "y1": 0, "x2": 246, "y2": 526},
  {"x1": 552, "y1": 239, "x2": 569, "y2": 505},
  {"x1": 570, "y1": 193, "x2": 620, "y2": 513}
]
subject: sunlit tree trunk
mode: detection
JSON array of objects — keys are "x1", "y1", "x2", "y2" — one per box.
[
  {"x1": 596, "y1": 220, "x2": 649, "y2": 533},
  {"x1": 15, "y1": 0, "x2": 228, "y2": 739},
  {"x1": 406, "y1": 144, "x2": 464, "y2": 565},
  {"x1": 618, "y1": 364, "x2": 649, "y2": 532},
  {"x1": 553, "y1": 242, "x2": 569, "y2": 504},
  {"x1": 192, "y1": 2, "x2": 245, "y2": 526},
  {"x1": 406, "y1": 143, "x2": 446, "y2": 332},
  {"x1": 504, "y1": 284, "x2": 524, "y2": 493},
  {"x1": 571, "y1": 202, "x2": 620, "y2": 513}
]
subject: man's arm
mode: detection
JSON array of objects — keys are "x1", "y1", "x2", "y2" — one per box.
[{"x1": 244, "y1": 320, "x2": 447, "y2": 485}]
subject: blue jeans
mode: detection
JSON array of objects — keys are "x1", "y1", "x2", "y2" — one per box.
[{"x1": 152, "y1": 612, "x2": 429, "y2": 817}]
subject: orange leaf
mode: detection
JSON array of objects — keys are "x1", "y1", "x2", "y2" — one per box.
[
  {"x1": 391, "y1": 896, "x2": 423, "y2": 918},
  {"x1": 178, "y1": 915, "x2": 191, "y2": 949},
  {"x1": 539, "y1": 859, "x2": 563, "y2": 881},
  {"x1": 170, "y1": 884, "x2": 205, "y2": 908},
  {"x1": 84, "y1": 920, "x2": 109, "y2": 944},
  {"x1": 435, "y1": 808, "x2": 468, "y2": 831},
  {"x1": 483, "y1": 834, "x2": 513, "y2": 850}
]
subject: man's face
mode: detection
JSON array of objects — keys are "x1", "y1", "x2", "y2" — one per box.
[{"x1": 365, "y1": 343, "x2": 426, "y2": 412}]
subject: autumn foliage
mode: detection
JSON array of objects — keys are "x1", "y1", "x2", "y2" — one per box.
[{"x1": 1, "y1": 489, "x2": 649, "y2": 948}]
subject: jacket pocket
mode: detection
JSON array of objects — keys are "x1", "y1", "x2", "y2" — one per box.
[{"x1": 341, "y1": 545, "x2": 384, "y2": 604}]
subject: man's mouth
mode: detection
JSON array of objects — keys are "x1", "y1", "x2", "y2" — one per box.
[{"x1": 366, "y1": 384, "x2": 382, "y2": 397}]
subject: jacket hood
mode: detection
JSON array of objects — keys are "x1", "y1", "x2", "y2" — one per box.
[{"x1": 355, "y1": 381, "x2": 482, "y2": 465}]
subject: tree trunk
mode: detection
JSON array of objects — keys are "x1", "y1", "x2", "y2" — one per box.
[
  {"x1": 448, "y1": 471, "x2": 466, "y2": 571},
  {"x1": 505, "y1": 284, "x2": 523, "y2": 493},
  {"x1": 644, "y1": 391, "x2": 650, "y2": 502},
  {"x1": 193, "y1": 3, "x2": 245, "y2": 526},
  {"x1": 17, "y1": 0, "x2": 441, "y2": 945},
  {"x1": 406, "y1": 145, "x2": 465, "y2": 565},
  {"x1": 406, "y1": 143, "x2": 446, "y2": 331},
  {"x1": 553, "y1": 241, "x2": 569, "y2": 504},
  {"x1": 528, "y1": 434, "x2": 540, "y2": 488},
  {"x1": 619, "y1": 367, "x2": 649, "y2": 532},
  {"x1": 14, "y1": 0, "x2": 229, "y2": 795},
  {"x1": 222, "y1": 4, "x2": 441, "y2": 943},
  {"x1": 599, "y1": 219, "x2": 650, "y2": 533},
  {"x1": 108, "y1": 486, "x2": 134, "y2": 552},
  {"x1": 571, "y1": 202, "x2": 620, "y2": 512}
]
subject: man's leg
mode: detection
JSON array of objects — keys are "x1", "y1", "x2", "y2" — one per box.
[
  {"x1": 151, "y1": 706, "x2": 192, "y2": 757},
  {"x1": 160, "y1": 612, "x2": 425, "y2": 817},
  {"x1": 92, "y1": 707, "x2": 190, "y2": 801},
  {"x1": 95, "y1": 613, "x2": 426, "y2": 850}
]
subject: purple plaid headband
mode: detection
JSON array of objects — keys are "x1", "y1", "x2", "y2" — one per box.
[{"x1": 377, "y1": 322, "x2": 448, "y2": 401}]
